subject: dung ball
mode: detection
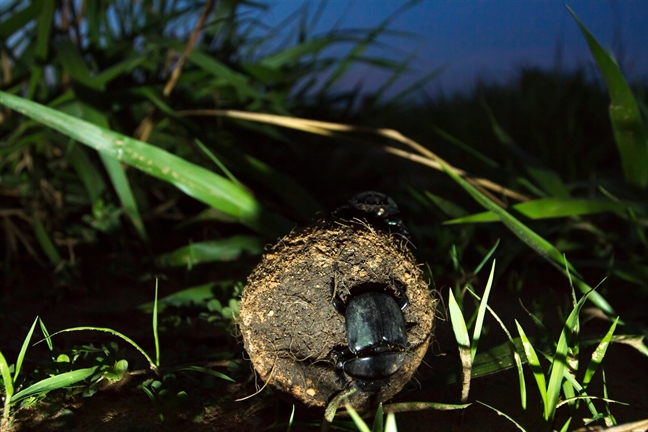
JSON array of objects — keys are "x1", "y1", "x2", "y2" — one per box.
[{"x1": 238, "y1": 221, "x2": 436, "y2": 410}]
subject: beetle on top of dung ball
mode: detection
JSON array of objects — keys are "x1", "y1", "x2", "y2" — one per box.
[{"x1": 330, "y1": 191, "x2": 410, "y2": 238}]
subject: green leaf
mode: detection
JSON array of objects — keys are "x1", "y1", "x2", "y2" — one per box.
[
  {"x1": 14, "y1": 317, "x2": 39, "y2": 384},
  {"x1": 568, "y1": 6, "x2": 648, "y2": 188},
  {"x1": 179, "y1": 366, "x2": 235, "y2": 383},
  {"x1": 0, "y1": 3, "x2": 40, "y2": 40},
  {"x1": 32, "y1": 216, "x2": 61, "y2": 266},
  {"x1": 28, "y1": 0, "x2": 55, "y2": 99},
  {"x1": 10, "y1": 367, "x2": 97, "y2": 404},
  {"x1": 66, "y1": 141, "x2": 107, "y2": 204},
  {"x1": 156, "y1": 236, "x2": 263, "y2": 267},
  {"x1": 0, "y1": 350, "x2": 14, "y2": 402},
  {"x1": 582, "y1": 317, "x2": 619, "y2": 390},
  {"x1": 446, "y1": 198, "x2": 626, "y2": 224},
  {"x1": 138, "y1": 282, "x2": 225, "y2": 313},
  {"x1": 448, "y1": 289, "x2": 472, "y2": 402},
  {"x1": 0, "y1": 91, "x2": 291, "y2": 235},
  {"x1": 481, "y1": 98, "x2": 569, "y2": 198},
  {"x1": 471, "y1": 260, "x2": 495, "y2": 363},
  {"x1": 545, "y1": 289, "x2": 593, "y2": 424},
  {"x1": 515, "y1": 320, "x2": 548, "y2": 418}
]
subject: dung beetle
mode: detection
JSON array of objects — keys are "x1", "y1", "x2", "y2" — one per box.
[
  {"x1": 331, "y1": 191, "x2": 409, "y2": 237},
  {"x1": 332, "y1": 284, "x2": 409, "y2": 381}
]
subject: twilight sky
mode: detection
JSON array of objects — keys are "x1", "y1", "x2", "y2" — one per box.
[{"x1": 261, "y1": 0, "x2": 648, "y2": 98}]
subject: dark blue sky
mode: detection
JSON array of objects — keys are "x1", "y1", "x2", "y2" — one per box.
[{"x1": 262, "y1": 0, "x2": 648, "y2": 98}]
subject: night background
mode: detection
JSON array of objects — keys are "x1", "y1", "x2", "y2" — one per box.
[{"x1": 0, "y1": 1, "x2": 647, "y2": 431}]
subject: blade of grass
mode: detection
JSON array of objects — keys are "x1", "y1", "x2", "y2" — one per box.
[
  {"x1": 38, "y1": 318, "x2": 53, "y2": 352},
  {"x1": 13, "y1": 316, "x2": 39, "y2": 385},
  {"x1": 481, "y1": 99, "x2": 569, "y2": 198},
  {"x1": 0, "y1": 91, "x2": 290, "y2": 235},
  {"x1": 0, "y1": 350, "x2": 14, "y2": 418},
  {"x1": 345, "y1": 404, "x2": 371, "y2": 432},
  {"x1": 476, "y1": 401, "x2": 527, "y2": 432},
  {"x1": 448, "y1": 289, "x2": 472, "y2": 402},
  {"x1": 515, "y1": 320, "x2": 548, "y2": 418},
  {"x1": 155, "y1": 236, "x2": 263, "y2": 268},
  {"x1": 582, "y1": 317, "x2": 619, "y2": 390},
  {"x1": 10, "y1": 366, "x2": 97, "y2": 404},
  {"x1": 545, "y1": 289, "x2": 593, "y2": 424},
  {"x1": 567, "y1": 5, "x2": 648, "y2": 188},
  {"x1": 371, "y1": 403, "x2": 384, "y2": 432},
  {"x1": 153, "y1": 280, "x2": 160, "y2": 368},
  {"x1": 445, "y1": 198, "x2": 625, "y2": 224},
  {"x1": 66, "y1": 141, "x2": 107, "y2": 204},
  {"x1": 178, "y1": 366, "x2": 235, "y2": 383},
  {"x1": 28, "y1": 0, "x2": 55, "y2": 99},
  {"x1": 32, "y1": 217, "x2": 61, "y2": 266},
  {"x1": 383, "y1": 401, "x2": 472, "y2": 413},
  {"x1": 42, "y1": 327, "x2": 156, "y2": 372},
  {"x1": 471, "y1": 260, "x2": 496, "y2": 363}
]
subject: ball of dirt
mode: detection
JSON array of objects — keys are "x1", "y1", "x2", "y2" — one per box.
[{"x1": 238, "y1": 221, "x2": 436, "y2": 410}]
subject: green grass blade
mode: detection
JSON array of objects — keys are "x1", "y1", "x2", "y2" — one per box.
[
  {"x1": 582, "y1": 317, "x2": 619, "y2": 390},
  {"x1": 42, "y1": 327, "x2": 155, "y2": 371},
  {"x1": 425, "y1": 191, "x2": 468, "y2": 219},
  {"x1": 448, "y1": 289, "x2": 472, "y2": 402},
  {"x1": 179, "y1": 366, "x2": 235, "y2": 383},
  {"x1": 38, "y1": 318, "x2": 53, "y2": 352},
  {"x1": 98, "y1": 151, "x2": 148, "y2": 241},
  {"x1": 66, "y1": 142, "x2": 107, "y2": 204},
  {"x1": 0, "y1": 350, "x2": 15, "y2": 404},
  {"x1": 471, "y1": 260, "x2": 495, "y2": 363},
  {"x1": 385, "y1": 412, "x2": 397, "y2": 432},
  {"x1": 10, "y1": 367, "x2": 97, "y2": 405},
  {"x1": 567, "y1": 6, "x2": 648, "y2": 188},
  {"x1": 53, "y1": 40, "x2": 100, "y2": 90},
  {"x1": 433, "y1": 127, "x2": 500, "y2": 169},
  {"x1": 345, "y1": 404, "x2": 371, "y2": 432},
  {"x1": 185, "y1": 47, "x2": 260, "y2": 101},
  {"x1": 0, "y1": 91, "x2": 290, "y2": 235},
  {"x1": 28, "y1": 0, "x2": 55, "y2": 99},
  {"x1": 156, "y1": 236, "x2": 263, "y2": 267},
  {"x1": 445, "y1": 198, "x2": 625, "y2": 224},
  {"x1": 476, "y1": 401, "x2": 527, "y2": 432},
  {"x1": 371, "y1": 403, "x2": 384, "y2": 432},
  {"x1": 195, "y1": 139, "x2": 241, "y2": 188},
  {"x1": 138, "y1": 282, "x2": 220, "y2": 313},
  {"x1": 32, "y1": 216, "x2": 61, "y2": 266},
  {"x1": 545, "y1": 290, "x2": 592, "y2": 424},
  {"x1": 481, "y1": 99, "x2": 569, "y2": 198},
  {"x1": 472, "y1": 240, "x2": 499, "y2": 276},
  {"x1": 0, "y1": 3, "x2": 40, "y2": 40},
  {"x1": 515, "y1": 320, "x2": 547, "y2": 417},
  {"x1": 14, "y1": 317, "x2": 39, "y2": 383},
  {"x1": 153, "y1": 280, "x2": 160, "y2": 368}
]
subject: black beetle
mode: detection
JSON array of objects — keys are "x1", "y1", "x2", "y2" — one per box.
[
  {"x1": 332, "y1": 287, "x2": 409, "y2": 382},
  {"x1": 331, "y1": 191, "x2": 409, "y2": 237}
]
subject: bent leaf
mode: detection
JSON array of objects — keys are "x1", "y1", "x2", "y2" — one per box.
[{"x1": 568, "y1": 6, "x2": 648, "y2": 188}]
